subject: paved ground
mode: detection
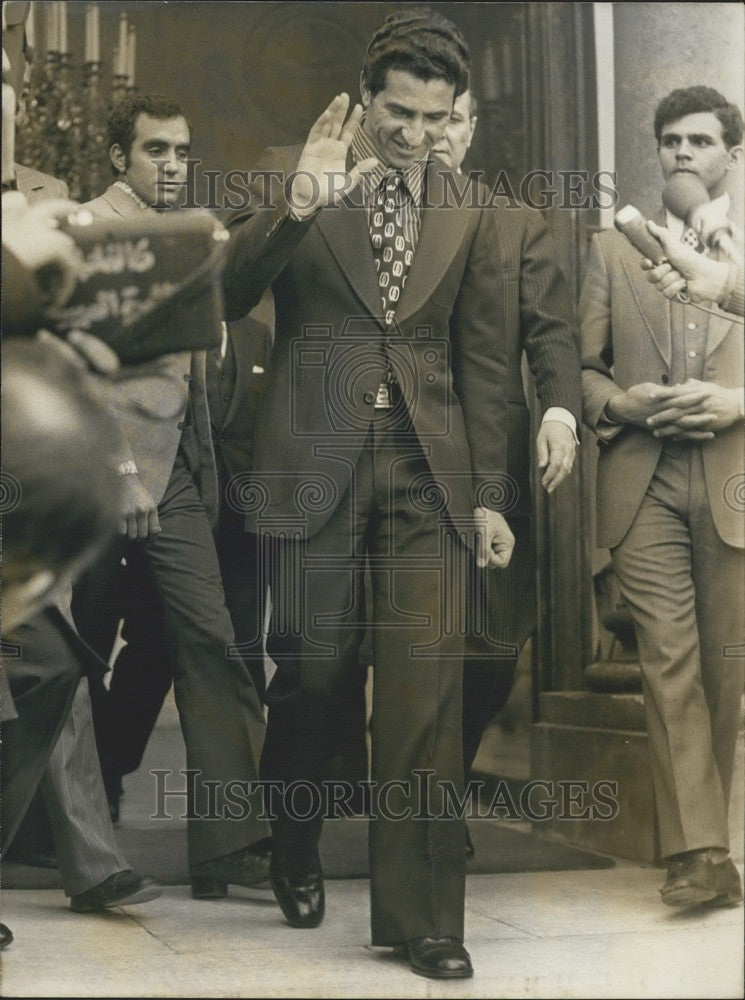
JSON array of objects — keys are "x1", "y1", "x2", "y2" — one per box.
[
  {"x1": 2, "y1": 865, "x2": 742, "y2": 998},
  {"x1": 2, "y1": 683, "x2": 742, "y2": 997}
]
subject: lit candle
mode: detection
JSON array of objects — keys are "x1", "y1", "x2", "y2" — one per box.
[
  {"x1": 58, "y1": 1, "x2": 68, "y2": 55},
  {"x1": 91, "y1": 4, "x2": 99, "y2": 63},
  {"x1": 85, "y1": 4, "x2": 91, "y2": 62},
  {"x1": 113, "y1": 45, "x2": 120, "y2": 78},
  {"x1": 45, "y1": 2, "x2": 57, "y2": 52},
  {"x1": 26, "y1": 2, "x2": 36, "y2": 54},
  {"x1": 126, "y1": 25, "x2": 136, "y2": 87},
  {"x1": 118, "y1": 13, "x2": 128, "y2": 75}
]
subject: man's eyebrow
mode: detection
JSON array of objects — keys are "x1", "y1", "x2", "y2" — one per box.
[{"x1": 661, "y1": 130, "x2": 716, "y2": 141}]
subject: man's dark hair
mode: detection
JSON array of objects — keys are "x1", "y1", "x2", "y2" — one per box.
[
  {"x1": 654, "y1": 86, "x2": 743, "y2": 149},
  {"x1": 362, "y1": 8, "x2": 470, "y2": 98},
  {"x1": 108, "y1": 93, "x2": 189, "y2": 175},
  {"x1": 1, "y1": 339, "x2": 121, "y2": 586}
]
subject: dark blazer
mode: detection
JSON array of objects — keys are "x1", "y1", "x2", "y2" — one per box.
[
  {"x1": 212, "y1": 316, "x2": 271, "y2": 482},
  {"x1": 82, "y1": 184, "x2": 219, "y2": 522},
  {"x1": 580, "y1": 219, "x2": 744, "y2": 550},
  {"x1": 484, "y1": 191, "x2": 581, "y2": 518},
  {"x1": 224, "y1": 147, "x2": 511, "y2": 540},
  {"x1": 466, "y1": 186, "x2": 581, "y2": 650}
]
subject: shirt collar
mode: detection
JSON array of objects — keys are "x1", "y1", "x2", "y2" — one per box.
[
  {"x1": 350, "y1": 124, "x2": 428, "y2": 206},
  {"x1": 113, "y1": 179, "x2": 153, "y2": 213},
  {"x1": 665, "y1": 191, "x2": 730, "y2": 240}
]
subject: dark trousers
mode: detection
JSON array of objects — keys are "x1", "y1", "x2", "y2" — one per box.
[
  {"x1": 75, "y1": 452, "x2": 268, "y2": 865},
  {"x1": 75, "y1": 499, "x2": 267, "y2": 791},
  {"x1": 461, "y1": 516, "x2": 535, "y2": 772},
  {"x1": 261, "y1": 413, "x2": 468, "y2": 945}
]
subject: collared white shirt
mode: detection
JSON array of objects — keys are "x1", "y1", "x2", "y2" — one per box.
[
  {"x1": 665, "y1": 191, "x2": 730, "y2": 243},
  {"x1": 350, "y1": 124, "x2": 427, "y2": 248}
]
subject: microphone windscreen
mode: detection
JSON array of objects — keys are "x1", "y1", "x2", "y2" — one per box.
[
  {"x1": 662, "y1": 173, "x2": 708, "y2": 222},
  {"x1": 614, "y1": 205, "x2": 667, "y2": 264}
]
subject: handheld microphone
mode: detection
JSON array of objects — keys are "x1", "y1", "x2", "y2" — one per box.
[
  {"x1": 662, "y1": 173, "x2": 738, "y2": 255},
  {"x1": 614, "y1": 205, "x2": 667, "y2": 263},
  {"x1": 662, "y1": 174, "x2": 708, "y2": 251},
  {"x1": 613, "y1": 204, "x2": 692, "y2": 306}
]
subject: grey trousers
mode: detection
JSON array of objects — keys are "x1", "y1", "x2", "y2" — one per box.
[{"x1": 611, "y1": 445, "x2": 745, "y2": 860}]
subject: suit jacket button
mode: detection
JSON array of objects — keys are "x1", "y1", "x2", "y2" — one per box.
[
  {"x1": 183, "y1": 373, "x2": 192, "y2": 382},
  {"x1": 660, "y1": 374, "x2": 670, "y2": 385},
  {"x1": 177, "y1": 420, "x2": 185, "y2": 429},
  {"x1": 363, "y1": 391, "x2": 375, "y2": 404}
]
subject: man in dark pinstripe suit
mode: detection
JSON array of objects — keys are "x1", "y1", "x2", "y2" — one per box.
[{"x1": 432, "y1": 90, "x2": 582, "y2": 787}]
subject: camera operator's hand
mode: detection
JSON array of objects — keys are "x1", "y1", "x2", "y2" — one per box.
[
  {"x1": 2, "y1": 193, "x2": 82, "y2": 307},
  {"x1": 642, "y1": 220, "x2": 738, "y2": 304},
  {"x1": 119, "y1": 474, "x2": 161, "y2": 540},
  {"x1": 473, "y1": 507, "x2": 515, "y2": 569},
  {"x1": 290, "y1": 94, "x2": 378, "y2": 218}
]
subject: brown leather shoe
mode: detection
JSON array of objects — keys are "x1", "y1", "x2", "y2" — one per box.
[
  {"x1": 406, "y1": 937, "x2": 473, "y2": 979},
  {"x1": 706, "y1": 858, "x2": 743, "y2": 908},
  {"x1": 660, "y1": 854, "x2": 717, "y2": 907}
]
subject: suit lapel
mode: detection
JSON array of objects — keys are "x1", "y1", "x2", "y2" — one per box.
[
  {"x1": 619, "y1": 207, "x2": 671, "y2": 366},
  {"x1": 396, "y1": 162, "x2": 470, "y2": 325},
  {"x1": 314, "y1": 160, "x2": 471, "y2": 330},
  {"x1": 314, "y1": 183, "x2": 385, "y2": 325},
  {"x1": 101, "y1": 184, "x2": 144, "y2": 218}
]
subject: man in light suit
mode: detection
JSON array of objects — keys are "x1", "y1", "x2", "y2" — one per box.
[
  {"x1": 580, "y1": 86, "x2": 744, "y2": 909},
  {"x1": 224, "y1": 10, "x2": 515, "y2": 979},
  {"x1": 71, "y1": 94, "x2": 271, "y2": 897},
  {"x1": 84, "y1": 313, "x2": 272, "y2": 803},
  {"x1": 431, "y1": 89, "x2": 582, "y2": 788}
]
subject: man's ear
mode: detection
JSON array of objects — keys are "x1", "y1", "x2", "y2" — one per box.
[
  {"x1": 110, "y1": 142, "x2": 126, "y2": 174},
  {"x1": 359, "y1": 71, "x2": 371, "y2": 110},
  {"x1": 726, "y1": 144, "x2": 743, "y2": 170},
  {"x1": 468, "y1": 116, "x2": 478, "y2": 149}
]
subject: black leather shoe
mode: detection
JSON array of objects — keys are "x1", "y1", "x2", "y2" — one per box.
[
  {"x1": 70, "y1": 870, "x2": 162, "y2": 912},
  {"x1": 190, "y1": 838, "x2": 272, "y2": 899},
  {"x1": 705, "y1": 858, "x2": 743, "y2": 908},
  {"x1": 406, "y1": 937, "x2": 473, "y2": 979},
  {"x1": 660, "y1": 854, "x2": 717, "y2": 907},
  {"x1": 270, "y1": 870, "x2": 325, "y2": 928},
  {"x1": 0, "y1": 923, "x2": 13, "y2": 950}
]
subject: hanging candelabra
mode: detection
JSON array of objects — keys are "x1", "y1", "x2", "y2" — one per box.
[{"x1": 15, "y1": 3, "x2": 138, "y2": 203}]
